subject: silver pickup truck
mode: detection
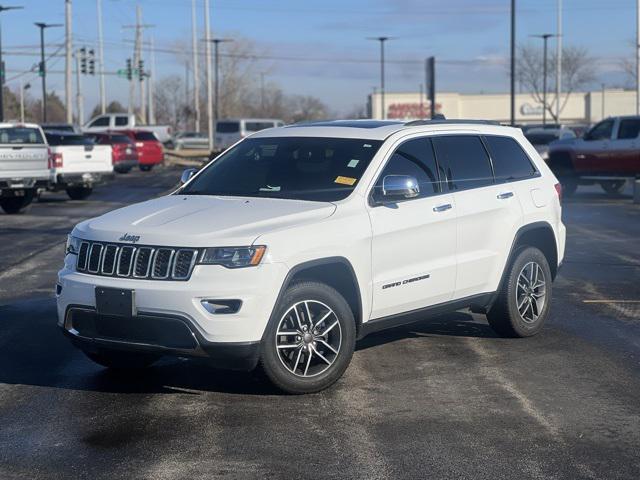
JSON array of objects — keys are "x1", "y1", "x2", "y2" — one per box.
[{"x1": 0, "y1": 123, "x2": 50, "y2": 214}]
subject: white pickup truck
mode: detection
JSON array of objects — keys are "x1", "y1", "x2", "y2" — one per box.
[
  {"x1": 45, "y1": 131, "x2": 113, "y2": 200},
  {"x1": 83, "y1": 113, "x2": 172, "y2": 145},
  {"x1": 0, "y1": 123, "x2": 50, "y2": 214}
]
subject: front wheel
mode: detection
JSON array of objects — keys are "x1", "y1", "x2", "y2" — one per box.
[
  {"x1": 487, "y1": 247, "x2": 553, "y2": 338},
  {"x1": 600, "y1": 180, "x2": 626, "y2": 196},
  {"x1": 84, "y1": 348, "x2": 159, "y2": 370},
  {"x1": 66, "y1": 186, "x2": 93, "y2": 200},
  {"x1": 260, "y1": 281, "x2": 356, "y2": 394}
]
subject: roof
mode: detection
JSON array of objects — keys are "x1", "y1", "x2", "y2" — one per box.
[
  {"x1": 250, "y1": 118, "x2": 520, "y2": 141},
  {"x1": 0, "y1": 122, "x2": 42, "y2": 129}
]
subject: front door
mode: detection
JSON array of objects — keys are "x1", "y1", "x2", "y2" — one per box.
[
  {"x1": 577, "y1": 119, "x2": 614, "y2": 174},
  {"x1": 611, "y1": 117, "x2": 640, "y2": 175},
  {"x1": 368, "y1": 137, "x2": 457, "y2": 320}
]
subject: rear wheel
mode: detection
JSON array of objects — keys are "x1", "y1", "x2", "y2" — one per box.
[
  {"x1": 84, "y1": 348, "x2": 158, "y2": 370},
  {"x1": 114, "y1": 166, "x2": 132, "y2": 174},
  {"x1": 558, "y1": 175, "x2": 578, "y2": 197},
  {"x1": 260, "y1": 281, "x2": 356, "y2": 394},
  {"x1": 0, "y1": 189, "x2": 35, "y2": 214},
  {"x1": 66, "y1": 186, "x2": 93, "y2": 200},
  {"x1": 139, "y1": 164, "x2": 153, "y2": 172},
  {"x1": 600, "y1": 180, "x2": 626, "y2": 196},
  {"x1": 487, "y1": 247, "x2": 552, "y2": 338}
]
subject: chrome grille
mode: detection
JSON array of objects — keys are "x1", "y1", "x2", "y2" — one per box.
[{"x1": 75, "y1": 240, "x2": 198, "y2": 281}]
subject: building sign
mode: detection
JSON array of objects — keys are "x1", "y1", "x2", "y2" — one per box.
[
  {"x1": 387, "y1": 102, "x2": 442, "y2": 119},
  {"x1": 520, "y1": 103, "x2": 544, "y2": 116}
]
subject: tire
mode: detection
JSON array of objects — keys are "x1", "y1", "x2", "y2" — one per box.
[
  {"x1": 487, "y1": 247, "x2": 553, "y2": 338},
  {"x1": 139, "y1": 164, "x2": 153, "y2": 172},
  {"x1": 600, "y1": 180, "x2": 626, "y2": 196},
  {"x1": 559, "y1": 175, "x2": 578, "y2": 197},
  {"x1": 260, "y1": 281, "x2": 356, "y2": 394},
  {"x1": 114, "y1": 166, "x2": 132, "y2": 174},
  {"x1": 0, "y1": 190, "x2": 35, "y2": 214},
  {"x1": 84, "y1": 348, "x2": 158, "y2": 370},
  {"x1": 66, "y1": 186, "x2": 93, "y2": 200}
]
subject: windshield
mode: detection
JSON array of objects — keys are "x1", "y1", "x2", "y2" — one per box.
[
  {"x1": 109, "y1": 135, "x2": 134, "y2": 144},
  {"x1": 45, "y1": 133, "x2": 94, "y2": 146},
  {"x1": 0, "y1": 127, "x2": 45, "y2": 145},
  {"x1": 216, "y1": 121, "x2": 240, "y2": 133},
  {"x1": 181, "y1": 136, "x2": 382, "y2": 202},
  {"x1": 134, "y1": 131, "x2": 158, "y2": 141},
  {"x1": 525, "y1": 133, "x2": 558, "y2": 145}
]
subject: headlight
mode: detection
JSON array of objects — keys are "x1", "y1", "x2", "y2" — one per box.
[
  {"x1": 199, "y1": 246, "x2": 266, "y2": 268},
  {"x1": 66, "y1": 235, "x2": 82, "y2": 255}
]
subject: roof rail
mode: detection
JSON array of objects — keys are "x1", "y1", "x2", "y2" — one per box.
[{"x1": 404, "y1": 118, "x2": 501, "y2": 126}]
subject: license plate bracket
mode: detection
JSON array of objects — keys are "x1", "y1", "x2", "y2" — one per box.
[{"x1": 95, "y1": 287, "x2": 136, "y2": 317}]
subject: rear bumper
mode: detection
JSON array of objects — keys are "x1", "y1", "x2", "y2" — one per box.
[
  {"x1": 61, "y1": 305, "x2": 261, "y2": 370},
  {"x1": 54, "y1": 172, "x2": 114, "y2": 187},
  {"x1": 113, "y1": 159, "x2": 138, "y2": 170},
  {"x1": 0, "y1": 177, "x2": 50, "y2": 192}
]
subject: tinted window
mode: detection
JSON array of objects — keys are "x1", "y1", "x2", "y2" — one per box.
[
  {"x1": 109, "y1": 135, "x2": 133, "y2": 144},
  {"x1": 115, "y1": 116, "x2": 129, "y2": 126},
  {"x1": 525, "y1": 133, "x2": 558, "y2": 145},
  {"x1": 617, "y1": 119, "x2": 640, "y2": 139},
  {"x1": 45, "y1": 133, "x2": 94, "y2": 146},
  {"x1": 373, "y1": 138, "x2": 440, "y2": 199},
  {"x1": 484, "y1": 136, "x2": 537, "y2": 183},
  {"x1": 134, "y1": 131, "x2": 158, "y2": 141},
  {"x1": 43, "y1": 124, "x2": 75, "y2": 133},
  {"x1": 216, "y1": 121, "x2": 240, "y2": 133},
  {"x1": 181, "y1": 137, "x2": 382, "y2": 202},
  {"x1": 586, "y1": 120, "x2": 613, "y2": 141},
  {"x1": 0, "y1": 127, "x2": 45, "y2": 145},
  {"x1": 90, "y1": 116, "x2": 109, "y2": 127},
  {"x1": 432, "y1": 135, "x2": 493, "y2": 191},
  {"x1": 245, "y1": 121, "x2": 274, "y2": 132}
]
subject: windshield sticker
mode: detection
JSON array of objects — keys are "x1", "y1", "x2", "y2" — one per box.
[
  {"x1": 335, "y1": 176, "x2": 357, "y2": 186},
  {"x1": 347, "y1": 159, "x2": 360, "y2": 168},
  {"x1": 259, "y1": 185, "x2": 281, "y2": 192}
]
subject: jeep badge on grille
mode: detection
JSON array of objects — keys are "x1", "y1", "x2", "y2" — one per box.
[{"x1": 119, "y1": 233, "x2": 141, "y2": 244}]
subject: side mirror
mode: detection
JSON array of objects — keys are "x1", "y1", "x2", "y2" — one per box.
[
  {"x1": 381, "y1": 175, "x2": 420, "y2": 200},
  {"x1": 180, "y1": 168, "x2": 197, "y2": 184}
]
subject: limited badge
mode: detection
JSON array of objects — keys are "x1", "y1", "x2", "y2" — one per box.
[{"x1": 334, "y1": 176, "x2": 357, "y2": 186}]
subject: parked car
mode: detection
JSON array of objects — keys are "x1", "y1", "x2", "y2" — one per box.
[
  {"x1": 547, "y1": 115, "x2": 640, "y2": 196},
  {"x1": 173, "y1": 131, "x2": 209, "y2": 150},
  {"x1": 85, "y1": 132, "x2": 138, "y2": 173},
  {"x1": 41, "y1": 123, "x2": 80, "y2": 134},
  {"x1": 0, "y1": 123, "x2": 49, "y2": 214},
  {"x1": 215, "y1": 118, "x2": 284, "y2": 151},
  {"x1": 83, "y1": 113, "x2": 172, "y2": 145},
  {"x1": 58, "y1": 118, "x2": 565, "y2": 394},
  {"x1": 45, "y1": 131, "x2": 113, "y2": 200},
  {"x1": 114, "y1": 130, "x2": 164, "y2": 171},
  {"x1": 524, "y1": 128, "x2": 576, "y2": 161}
]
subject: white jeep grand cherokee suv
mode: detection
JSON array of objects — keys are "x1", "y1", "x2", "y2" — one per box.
[{"x1": 58, "y1": 119, "x2": 566, "y2": 394}]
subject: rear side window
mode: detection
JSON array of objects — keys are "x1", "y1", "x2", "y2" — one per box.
[
  {"x1": 115, "y1": 116, "x2": 129, "y2": 127},
  {"x1": 432, "y1": 135, "x2": 494, "y2": 191},
  {"x1": 216, "y1": 121, "x2": 240, "y2": 133},
  {"x1": 374, "y1": 138, "x2": 441, "y2": 199},
  {"x1": 0, "y1": 127, "x2": 45, "y2": 145},
  {"x1": 134, "y1": 131, "x2": 158, "y2": 141},
  {"x1": 89, "y1": 116, "x2": 109, "y2": 127},
  {"x1": 484, "y1": 136, "x2": 537, "y2": 183},
  {"x1": 45, "y1": 133, "x2": 94, "y2": 146},
  {"x1": 617, "y1": 119, "x2": 640, "y2": 139},
  {"x1": 245, "y1": 121, "x2": 274, "y2": 132}
]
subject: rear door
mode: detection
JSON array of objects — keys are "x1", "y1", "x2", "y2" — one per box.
[
  {"x1": 432, "y1": 134, "x2": 523, "y2": 299},
  {"x1": 368, "y1": 136, "x2": 457, "y2": 319},
  {"x1": 611, "y1": 118, "x2": 640, "y2": 175},
  {"x1": 0, "y1": 127, "x2": 49, "y2": 181}
]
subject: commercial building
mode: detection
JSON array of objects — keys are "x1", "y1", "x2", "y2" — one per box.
[{"x1": 368, "y1": 89, "x2": 636, "y2": 125}]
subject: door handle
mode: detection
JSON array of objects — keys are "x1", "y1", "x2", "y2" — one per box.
[
  {"x1": 433, "y1": 203, "x2": 452, "y2": 212},
  {"x1": 497, "y1": 192, "x2": 514, "y2": 200}
]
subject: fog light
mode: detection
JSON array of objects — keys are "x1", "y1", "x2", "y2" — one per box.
[{"x1": 201, "y1": 299, "x2": 241, "y2": 314}]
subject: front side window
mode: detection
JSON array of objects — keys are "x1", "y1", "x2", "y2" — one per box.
[
  {"x1": 585, "y1": 120, "x2": 613, "y2": 141},
  {"x1": 114, "y1": 116, "x2": 129, "y2": 127},
  {"x1": 616, "y1": 119, "x2": 640, "y2": 140},
  {"x1": 89, "y1": 116, "x2": 110, "y2": 127},
  {"x1": 181, "y1": 137, "x2": 382, "y2": 202},
  {"x1": 373, "y1": 137, "x2": 441, "y2": 200},
  {"x1": 432, "y1": 135, "x2": 494, "y2": 191},
  {"x1": 484, "y1": 136, "x2": 537, "y2": 183}
]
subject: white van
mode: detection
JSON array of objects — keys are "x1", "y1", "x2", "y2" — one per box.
[{"x1": 215, "y1": 118, "x2": 284, "y2": 151}]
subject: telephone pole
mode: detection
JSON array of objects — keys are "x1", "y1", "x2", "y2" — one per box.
[
  {"x1": 531, "y1": 34, "x2": 556, "y2": 125},
  {"x1": 204, "y1": 0, "x2": 213, "y2": 151},
  {"x1": 205, "y1": 38, "x2": 233, "y2": 123},
  {"x1": 149, "y1": 36, "x2": 156, "y2": 124},
  {"x1": 191, "y1": 0, "x2": 200, "y2": 131},
  {"x1": 556, "y1": 0, "x2": 562, "y2": 121},
  {"x1": 65, "y1": 0, "x2": 72, "y2": 123},
  {"x1": 510, "y1": 0, "x2": 516, "y2": 126},
  {"x1": 97, "y1": 0, "x2": 106, "y2": 114},
  {"x1": 35, "y1": 22, "x2": 62, "y2": 123},
  {"x1": 123, "y1": 7, "x2": 153, "y2": 120},
  {"x1": 75, "y1": 49, "x2": 84, "y2": 125},
  {"x1": 0, "y1": 5, "x2": 23, "y2": 123}
]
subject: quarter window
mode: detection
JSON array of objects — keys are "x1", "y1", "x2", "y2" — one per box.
[
  {"x1": 432, "y1": 135, "x2": 494, "y2": 191},
  {"x1": 484, "y1": 135, "x2": 537, "y2": 183},
  {"x1": 616, "y1": 119, "x2": 640, "y2": 139},
  {"x1": 373, "y1": 138, "x2": 441, "y2": 199}
]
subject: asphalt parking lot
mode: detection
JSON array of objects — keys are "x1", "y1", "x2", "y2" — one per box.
[{"x1": 1, "y1": 167, "x2": 639, "y2": 479}]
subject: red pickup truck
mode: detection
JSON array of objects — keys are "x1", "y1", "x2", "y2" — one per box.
[{"x1": 547, "y1": 116, "x2": 640, "y2": 196}]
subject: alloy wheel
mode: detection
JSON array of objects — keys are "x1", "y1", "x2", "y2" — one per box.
[{"x1": 516, "y1": 261, "x2": 547, "y2": 323}]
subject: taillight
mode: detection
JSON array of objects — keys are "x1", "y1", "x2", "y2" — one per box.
[
  {"x1": 136, "y1": 142, "x2": 144, "y2": 148},
  {"x1": 554, "y1": 183, "x2": 562, "y2": 202},
  {"x1": 49, "y1": 151, "x2": 63, "y2": 168}
]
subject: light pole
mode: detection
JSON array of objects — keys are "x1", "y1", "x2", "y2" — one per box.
[
  {"x1": 34, "y1": 22, "x2": 62, "y2": 122},
  {"x1": 204, "y1": 38, "x2": 233, "y2": 123},
  {"x1": 510, "y1": 0, "x2": 516, "y2": 126},
  {"x1": 0, "y1": 5, "x2": 23, "y2": 122},
  {"x1": 20, "y1": 81, "x2": 30, "y2": 122},
  {"x1": 531, "y1": 34, "x2": 556, "y2": 125},
  {"x1": 367, "y1": 36, "x2": 393, "y2": 119}
]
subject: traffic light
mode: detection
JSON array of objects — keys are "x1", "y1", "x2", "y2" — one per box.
[
  {"x1": 38, "y1": 61, "x2": 45, "y2": 77},
  {"x1": 138, "y1": 59, "x2": 144, "y2": 82},
  {"x1": 126, "y1": 58, "x2": 132, "y2": 80},
  {"x1": 80, "y1": 47, "x2": 87, "y2": 74},
  {"x1": 88, "y1": 49, "x2": 95, "y2": 75},
  {"x1": 0, "y1": 61, "x2": 5, "y2": 85}
]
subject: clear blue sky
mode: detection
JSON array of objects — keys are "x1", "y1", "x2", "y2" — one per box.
[{"x1": 2, "y1": 0, "x2": 636, "y2": 116}]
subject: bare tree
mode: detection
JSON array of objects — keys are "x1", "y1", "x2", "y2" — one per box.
[
  {"x1": 517, "y1": 44, "x2": 596, "y2": 122},
  {"x1": 154, "y1": 75, "x2": 190, "y2": 129}
]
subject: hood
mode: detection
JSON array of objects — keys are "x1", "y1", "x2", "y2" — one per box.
[{"x1": 74, "y1": 194, "x2": 336, "y2": 246}]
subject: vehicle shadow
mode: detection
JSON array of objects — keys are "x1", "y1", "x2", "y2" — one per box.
[{"x1": 0, "y1": 298, "x2": 495, "y2": 396}]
